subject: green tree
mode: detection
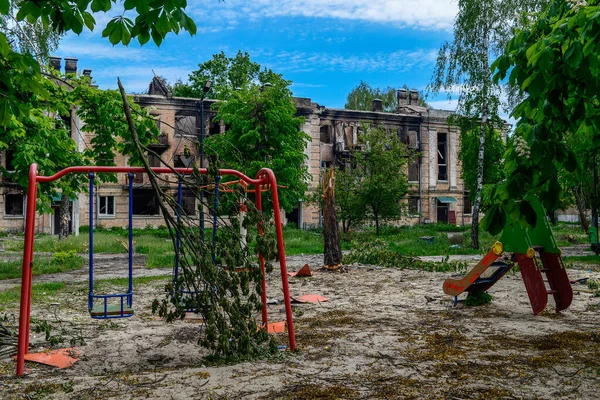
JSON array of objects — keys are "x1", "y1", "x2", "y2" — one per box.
[
  {"x1": 457, "y1": 119, "x2": 506, "y2": 206},
  {"x1": 338, "y1": 125, "x2": 409, "y2": 235},
  {"x1": 429, "y1": 0, "x2": 547, "y2": 248},
  {"x1": 344, "y1": 82, "x2": 427, "y2": 112},
  {"x1": 489, "y1": 0, "x2": 600, "y2": 234},
  {"x1": 0, "y1": 0, "x2": 61, "y2": 63},
  {"x1": 335, "y1": 167, "x2": 366, "y2": 233},
  {"x1": 0, "y1": 71, "x2": 159, "y2": 238},
  {"x1": 177, "y1": 52, "x2": 310, "y2": 211},
  {"x1": 0, "y1": 0, "x2": 198, "y2": 236},
  {"x1": 173, "y1": 51, "x2": 262, "y2": 100},
  {"x1": 345, "y1": 81, "x2": 397, "y2": 112}
]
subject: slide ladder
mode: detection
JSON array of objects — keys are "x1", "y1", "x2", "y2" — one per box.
[{"x1": 515, "y1": 246, "x2": 572, "y2": 315}]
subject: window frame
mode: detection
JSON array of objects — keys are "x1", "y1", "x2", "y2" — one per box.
[
  {"x1": 437, "y1": 132, "x2": 448, "y2": 182},
  {"x1": 408, "y1": 196, "x2": 420, "y2": 216},
  {"x1": 5, "y1": 193, "x2": 25, "y2": 217},
  {"x1": 463, "y1": 192, "x2": 473, "y2": 215},
  {"x1": 98, "y1": 195, "x2": 116, "y2": 218}
]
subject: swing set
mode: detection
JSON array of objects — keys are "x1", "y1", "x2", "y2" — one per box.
[{"x1": 16, "y1": 164, "x2": 296, "y2": 376}]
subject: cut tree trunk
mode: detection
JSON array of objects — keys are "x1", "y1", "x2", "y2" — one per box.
[
  {"x1": 58, "y1": 195, "x2": 70, "y2": 240},
  {"x1": 322, "y1": 168, "x2": 342, "y2": 268}
]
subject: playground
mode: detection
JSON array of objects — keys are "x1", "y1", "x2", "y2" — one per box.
[
  {"x1": 0, "y1": 250, "x2": 599, "y2": 399},
  {"x1": 0, "y1": 166, "x2": 599, "y2": 399}
]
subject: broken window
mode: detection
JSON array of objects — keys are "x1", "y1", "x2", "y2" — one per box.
[
  {"x1": 148, "y1": 153, "x2": 161, "y2": 167},
  {"x1": 408, "y1": 159, "x2": 419, "y2": 182},
  {"x1": 408, "y1": 131, "x2": 418, "y2": 149},
  {"x1": 133, "y1": 173, "x2": 144, "y2": 184},
  {"x1": 463, "y1": 192, "x2": 472, "y2": 214},
  {"x1": 4, "y1": 150, "x2": 15, "y2": 171},
  {"x1": 99, "y1": 196, "x2": 115, "y2": 216},
  {"x1": 438, "y1": 132, "x2": 448, "y2": 181},
  {"x1": 344, "y1": 126, "x2": 354, "y2": 148},
  {"x1": 320, "y1": 126, "x2": 332, "y2": 144},
  {"x1": 5, "y1": 193, "x2": 24, "y2": 216},
  {"x1": 408, "y1": 196, "x2": 419, "y2": 215},
  {"x1": 151, "y1": 114, "x2": 162, "y2": 132},
  {"x1": 174, "y1": 154, "x2": 196, "y2": 168},
  {"x1": 132, "y1": 189, "x2": 160, "y2": 215},
  {"x1": 175, "y1": 113, "x2": 196, "y2": 137},
  {"x1": 182, "y1": 190, "x2": 197, "y2": 215},
  {"x1": 209, "y1": 118, "x2": 220, "y2": 136}
]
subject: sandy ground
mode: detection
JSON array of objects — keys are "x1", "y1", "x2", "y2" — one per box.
[{"x1": 0, "y1": 252, "x2": 600, "y2": 399}]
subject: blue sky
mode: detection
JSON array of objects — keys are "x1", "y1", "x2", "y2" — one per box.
[{"x1": 55, "y1": 0, "x2": 460, "y2": 111}]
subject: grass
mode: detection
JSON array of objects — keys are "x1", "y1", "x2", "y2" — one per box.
[
  {"x1": 0, "y1": 252, "x2": 84, "y2": 280},
  {"x1": 0, "y1": 282, "x2": 67, "y2": 310},
  {"x1": 563, "y1": 255, "x2": 600, "y2": 265},
  {"x1": 0, "y1": 221, "x2": 592, "y2": 275}
]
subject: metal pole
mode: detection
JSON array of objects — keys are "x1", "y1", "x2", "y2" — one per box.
[
  {"x1": 175, "y1": 177, "x2": 182, "y2": 281},
  {"x1": 594, "y1": 156, "x2": 598, "y2": 232},
  {"x1": 88, "y1": 173, "x2": 94, "y2": 312},
  {"x1": 16, "y1": 164, "x2": 39, "y2": 376},
  {"x1": 199, "y1": 97, "x2": 205, "y2": 242},
  {"x1": 128, "y1": 172, "x2": 133, "y2": 305}
]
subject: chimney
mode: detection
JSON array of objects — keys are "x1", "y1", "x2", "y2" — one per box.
[
  {"x1": 83, "y1": 69, "x2": 92, "y2": 81},
  {"x1": 397, "y1": 89, "x2": 408, "y2": 106},
  {"x1": 409, "y1": 90, "x2": 419, "y2": 106},
  {"x1": 64, "y1": 57, "x2": 78, "y2": 75},
  {"x1": 49, "y1": 56, "x2": 61, "y2": 71},
  {"x1": 372, "y1": 99, "x2": 383, "y2": 112}
]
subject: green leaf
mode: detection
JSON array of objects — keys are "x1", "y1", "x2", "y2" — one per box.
[
  {"x1": 138, "y1": 30, "x2": 150, "y2": 45},
  {"x1": 481, "y1": 205, "x2": 506, "y2": 236},
  {"x1": 123, "y1": 0, "x2": 136, "y2": 10},
  {"x1": 156, "y1": 12, "x2": 170, "y2": 35},
  {"x1": 109, "y1": 23, "x2": 122, "y2": 45},
  {"x1": 519, "y1": 200, "x2": 537, "y2": 227},
  {"x1": 82, "y1": 12, "x2": 95, "y2": 31},
  {"x1": 565, "y1": 43, "x2": 583, "y2": 70},
  {"x1": 121, "y1": 24, "x2": 131, "y2": 46},
  {"x1": 0, "y1": 98, "x2": 11, "y2": 125},
  {"x1": 563, "y1": 148, "x2": 578, "y2": 172},
  {"x1": 91, "y1": 0, "x2": 111, "y2": 12},
  {"x1": 151, "y1": 27, "x2": 163, "y2": 47},
  {"x1": 0, "y1": 0, "x2": 9, "y2": 15},
  {"x1": 136, "y1": 2, "x2": 150, "y2": 15}
]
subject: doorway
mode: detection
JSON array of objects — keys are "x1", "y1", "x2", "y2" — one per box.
[{"x1": 437, "y1": 199, "x2": 449, "y2": 224}]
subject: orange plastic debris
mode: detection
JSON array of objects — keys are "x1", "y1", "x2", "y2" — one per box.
[
  {"x1": 287, "y1": 264, "x2": 313, "y2": 277},
  {"x1": 21, "y1": 348, "x2": 79, "y2": 369},
  {"x1": 292, "y1": 294, "x2": 328, "y2": 303},
  {"x1": 267, "y1": 321, "x2": 286, "y2": 334}
]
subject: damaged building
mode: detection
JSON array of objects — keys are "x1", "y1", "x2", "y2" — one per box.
[{"x1": 0, "y1": 59, "x2": 472, "y2": 234}]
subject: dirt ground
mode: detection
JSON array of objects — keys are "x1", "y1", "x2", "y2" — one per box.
[{"x1": 1, "y1": 252, "x2": 600, "y2": 399}]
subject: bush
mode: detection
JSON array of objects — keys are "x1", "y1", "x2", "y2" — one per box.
[
  {"x1": 343, "y1": 239, "x2": 467, "y2": 273},
  {"x1": 465, "y1": 290, "x2": 493, "y2": 306}
]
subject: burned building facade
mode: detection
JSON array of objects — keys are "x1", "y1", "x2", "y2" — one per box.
[
  {"x1": 0, "y1": 63, "x2": 472, "y2": 234},
  {"x1": 295, "y1": 89, "x2": 471, "y2": 229}
]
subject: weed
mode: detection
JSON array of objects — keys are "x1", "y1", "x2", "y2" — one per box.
[{"x1": 465, "y1": 290, "x2": 493, "y2": 306}]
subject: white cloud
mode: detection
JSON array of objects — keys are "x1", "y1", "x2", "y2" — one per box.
[
  {"x1": 427, "y1": 99, "x2": 458, "y2": 111},
  {"x1": 189, "y1": 0, "x2": 458, "y2": 30},
  {"x1": 263, "y1": 48, "x2": 438, "y2": 73},
  {"x1": 55, "y1": 40, "x2": 151, "y2": 61}
]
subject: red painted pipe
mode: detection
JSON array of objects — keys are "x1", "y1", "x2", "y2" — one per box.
[
  {"x1": 17, "y1": 164, "x2": 39, "y2": 375},
  {"x1": 254, "y1": 180, "x2": 269, "y2": 327},
  {"x1": 257, "y1": 168, "x2": 296, "y2": 351}
]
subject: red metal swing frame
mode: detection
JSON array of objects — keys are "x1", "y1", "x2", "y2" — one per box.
[{"x1": 16, "y1": 164, "x2": 296, "y2": 376}]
